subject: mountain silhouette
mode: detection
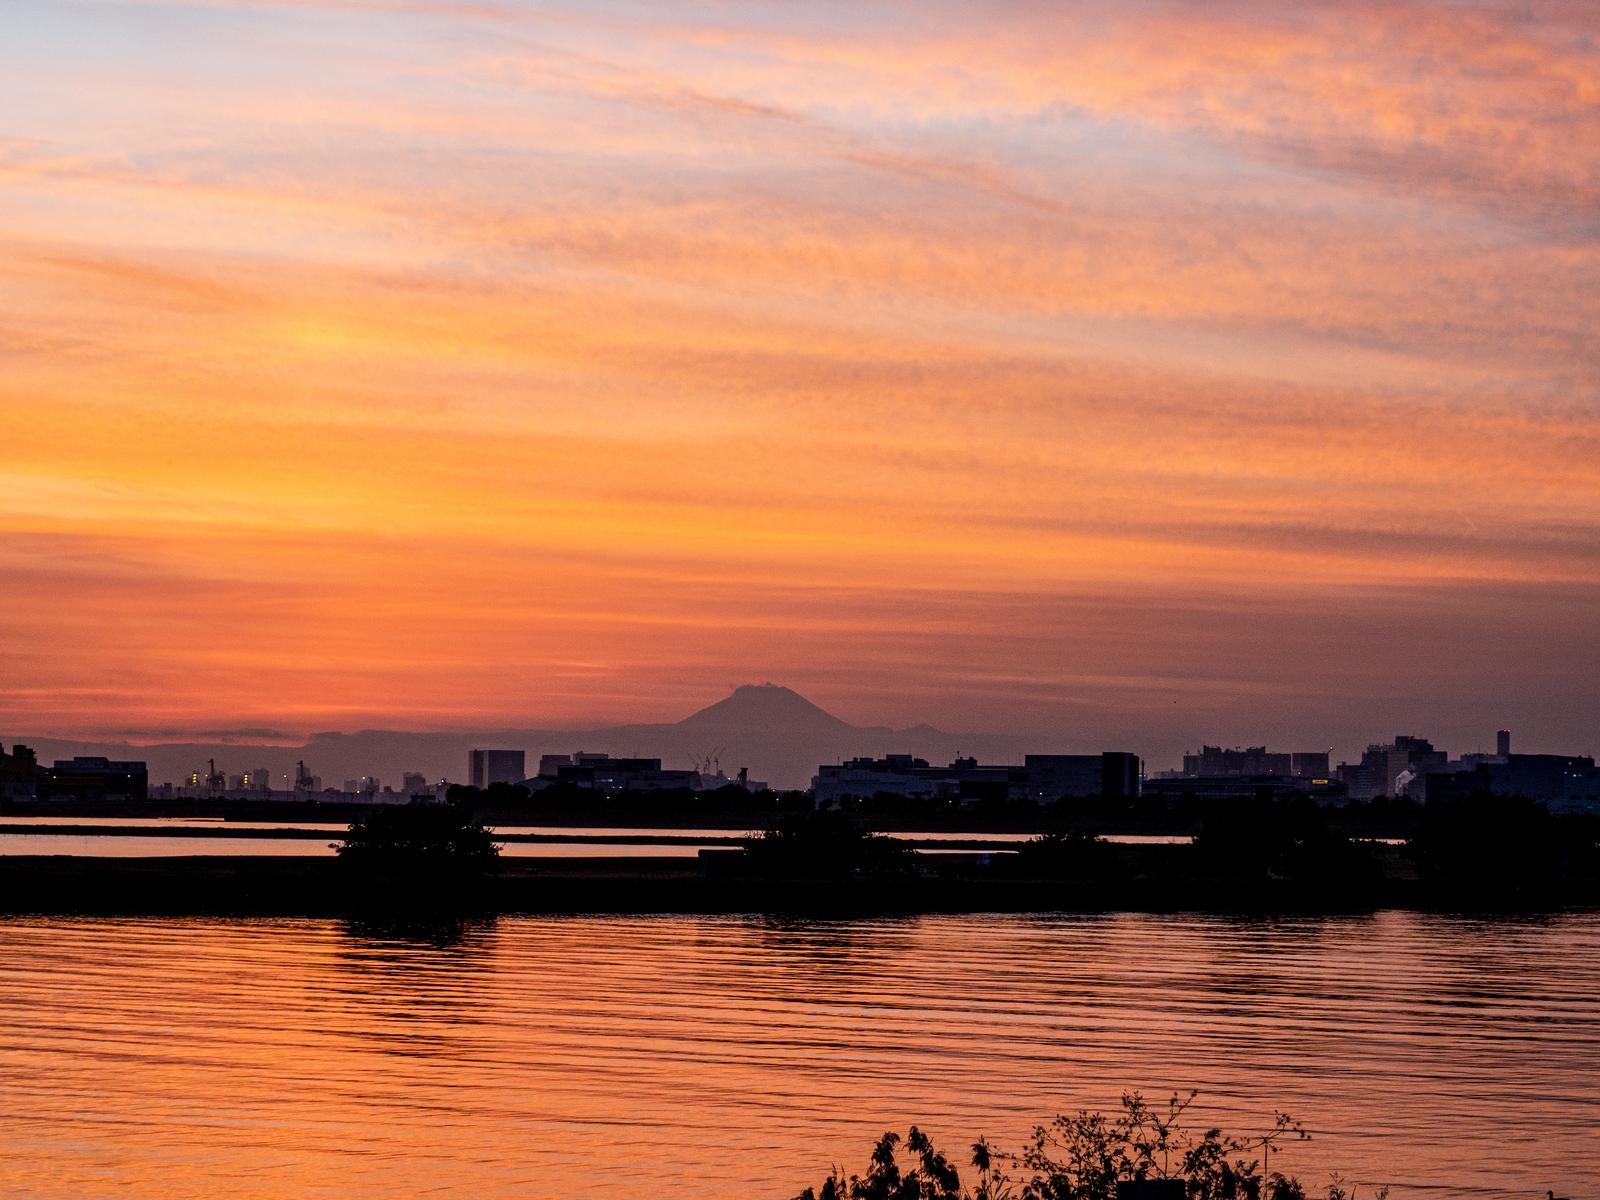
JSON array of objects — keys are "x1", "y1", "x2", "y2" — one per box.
[
  {"x1": 11, "y1": 684, "x2": 1063, "y2": 792},
  {"x1": 677, "y1": 683, "x2": 855, "y2": 733}
]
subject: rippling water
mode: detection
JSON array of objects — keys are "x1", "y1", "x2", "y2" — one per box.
[{"x1": 1, "y1": 912, "x2": 1594, "y2": 1198}]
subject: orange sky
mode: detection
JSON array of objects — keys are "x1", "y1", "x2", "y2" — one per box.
[{"x1": 2, "y1": 0, "x2": 1596, "y2": 761}]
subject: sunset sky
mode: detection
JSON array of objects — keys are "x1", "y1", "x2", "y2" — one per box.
[{"x1": 2, "y1": 0, "x2": 1597, "y2": 763}]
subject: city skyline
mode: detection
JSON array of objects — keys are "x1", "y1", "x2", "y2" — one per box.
[
  {"x1": 4, "y1": 0, "x2": 1597, "y2": 755},
  {"x1": 5, "y1": 681, "x2": 1586, "y2": 793}
]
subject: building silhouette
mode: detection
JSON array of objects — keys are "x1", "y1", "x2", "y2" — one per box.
[
  {"x1": 533, "y1": 752, "x2": 698, "y2": 792},
  {"x1": 1179, "y1": 746, "x2": 1329, "y2": 778},
  {"x1": 812, "y1": 752, "x2": 1141, "y2": 808},
  {"x1": 37, "y1": 756, "x2": 148, "y2": 803},
  {"x1": 1024, "y1": 753, "x2": 1142, "y2": 803},
  {"x1": 1, "y1": 742, "x2": 39, "y2": 802},
  {"x1": 1339, "y1": 736, "x2": 1446, "y2": 800},
  {"x1": 468, "y1": 749, "x2": 525, "y2": 790}
]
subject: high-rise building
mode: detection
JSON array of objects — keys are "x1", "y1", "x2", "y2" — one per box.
[
  {"x1": 1497, "y1": 729, "x2": 1512, "y2": 757},
  {"x1": 1, "y1": 742, "x2": 39, "y2": 801},
  {"x1": 469, "y1": 749, "x2": 526, "y2": 789}
]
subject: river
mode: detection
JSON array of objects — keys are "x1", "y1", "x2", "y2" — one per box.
[{"x1": 1, "y1": 912, "x2": 1594, "y2": 1199}]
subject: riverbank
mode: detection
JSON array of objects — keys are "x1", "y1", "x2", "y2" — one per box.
[
  {"x1": 3, "y1": 849, "x2": 1594, "y2": 916},
  {"x1": 0, "y1": 799, "x2": 1425, "y2": 840}
]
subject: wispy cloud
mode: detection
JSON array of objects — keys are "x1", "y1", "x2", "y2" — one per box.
[{"x1": 0, "y1": 0, "x2": 1595, "y2": 753}]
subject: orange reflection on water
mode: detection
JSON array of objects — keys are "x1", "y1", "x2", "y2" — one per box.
[{"x1": 1, "y1": 911, "x2": 1595, "y2": 1198}]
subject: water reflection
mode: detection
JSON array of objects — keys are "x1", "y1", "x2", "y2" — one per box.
[
  {"x1": 0, "y1": 912, "x2": 1595, "y2": 1199},
  {"x1": 341, "y1": 912, "x2": 500, "y2": 950}
]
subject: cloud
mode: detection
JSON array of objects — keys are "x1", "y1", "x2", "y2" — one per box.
[{"x1": 0, "y1": 0, "x2": 1595, "y2": 745}]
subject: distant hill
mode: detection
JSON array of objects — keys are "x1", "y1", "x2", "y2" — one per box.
[{"x1": 8, "y1": 684, "x2": 1081, "y2": 791}]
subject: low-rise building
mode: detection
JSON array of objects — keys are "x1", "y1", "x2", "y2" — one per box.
[
  {"x1": 813, "y1": 752, "x2": 1140, "y2": 809},
  {"x1": 1413, "y1": 732, "x2": 1599, "y2": 812},
  {"x1": 1143, "y1": 774, "x2": 1348, "y2": 805},
  {"x1": 534, "y1": 751, "x2": 699, "y2": 793},
  {"x1": 1178, "y1": 746, "x2": 1331, "y2": 780},
  {"x1": 1024, "y1": 753, "x2": 1142, "y2": 802},
  {"x1": 812, "y1": 754, "x2": 1023, "y2": 807},
  {"x1": 37, "y1": 756, "x2": 148, "y2": 803}
]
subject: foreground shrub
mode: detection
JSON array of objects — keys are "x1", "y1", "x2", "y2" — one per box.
[{"x1": 795, "y1": 1092, "x2": 1392, "y2": 1200}]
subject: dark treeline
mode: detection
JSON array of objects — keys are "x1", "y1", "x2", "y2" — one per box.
[
  {"x1": 447, "y1": 780, "x2": 815, "y2": 822},
  {"x1": 5, "y1": 791, "x2": 1595, "y2": 917},
  {"x1": 438, "y1": 781, "x2": 1447, "y2": 838},
  {"x1": 368, "y1": 790, "x2": 1600, "y2": 900},
  {"x1": 724, "y1": 797, "x2": 1599, "y2": 894}
]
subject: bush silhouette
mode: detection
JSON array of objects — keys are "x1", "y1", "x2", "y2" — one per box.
[
  {"x1": 1405, "y1": 793, "x2": 1598, "y2": 886},
  {"x1": 1011, "y1": 832, "x2": 1118, "y2": 881},
  {"x1": 791, "y1": 1092, "x2": 1393, "y2": 1200},
  {"x1": 333, "y1": 800, "x2": 499, "y2": 879},
  {"x1": 1193, "y1": 799, "x2": 1379, "y2": 884},
  {"x1": 743, "y1": 810, "x2": 916, "y2": 880}
]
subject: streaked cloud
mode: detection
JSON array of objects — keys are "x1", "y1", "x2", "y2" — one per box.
[{"x1": 0, "y1": 0, "x2": 1595, "y2": 761}]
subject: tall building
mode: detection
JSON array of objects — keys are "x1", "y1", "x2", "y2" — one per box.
[
  {"x1": 1, "y1": 742, "x2": 39, "y2": 801},
  {"x1": 469, "y1": 749, "x2": 526, "y2": 789},
  {"x1": 1497, "y1": 729, "x2": 1512, "y2": 757}
]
